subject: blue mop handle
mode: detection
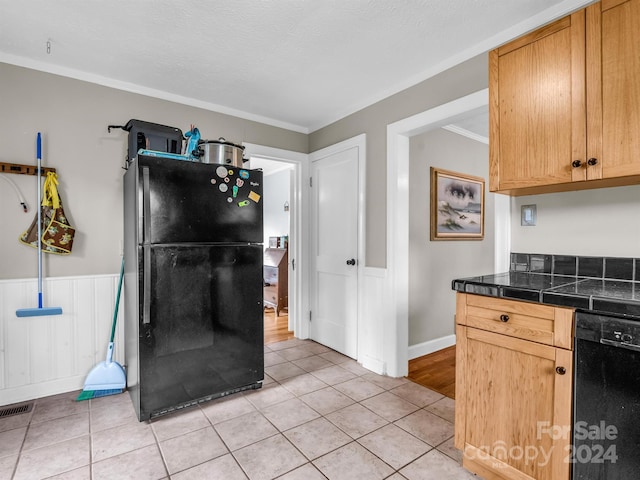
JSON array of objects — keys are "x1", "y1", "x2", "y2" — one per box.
[{"x1": 36, "y1": 132, "x2": 43, "y2": 307}]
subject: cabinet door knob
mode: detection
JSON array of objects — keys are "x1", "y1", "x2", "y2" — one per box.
[
  {"x1": 571, "y1": 160, "x2": 583, "y2": 168},
  {"x1": 499, "y1": 314, "x2": 509, "y2": 322},
  {"x1": 556, "y1": 366, "x2": 566, "y2": 375},
  {"x1": 587, "y1": 158, "x2": 598, "y2": 166},
  {"x1": 346, "y1": 258, "x2": 356, "y2": 266}
]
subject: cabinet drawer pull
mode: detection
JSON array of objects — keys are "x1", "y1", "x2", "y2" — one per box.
[
  {"x1": 571, "y1": 160, "x2": 583, "y2": 168},
  {"x1": 556, "y1": 366, "x2": 566, "y2": 375},
  {"x1": 499, "y1": 314, "x2": 510, "y2": 323},
  {"x1": 587, "y1": 157, "x2": 598, "y2": 166}
]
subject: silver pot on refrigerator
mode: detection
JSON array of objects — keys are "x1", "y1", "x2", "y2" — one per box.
[{"x1": 197, "y1": 138, "x2": 246, "y2": 167}]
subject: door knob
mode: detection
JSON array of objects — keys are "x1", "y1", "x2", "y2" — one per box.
[
  {"x1": 572, "y1": 160, "x2": 583, "y2": 168},
  {"x1": 556, "y1": 366, "x2": 566, "y2": 375},
  {"x1": 346, "y1": 259, "x2": 356, "y2": 266},
  {"x1": 587, "y1": 158, "x2": 598, "y2": 166}
]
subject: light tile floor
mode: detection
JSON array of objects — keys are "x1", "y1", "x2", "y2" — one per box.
[{"x1": 0, "y1": 338, "x2": 480, "y2": 479}]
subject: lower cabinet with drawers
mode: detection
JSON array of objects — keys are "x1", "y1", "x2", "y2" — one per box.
[{"x1": 455, "y1": 293, "x2": 574, "y2": 480}]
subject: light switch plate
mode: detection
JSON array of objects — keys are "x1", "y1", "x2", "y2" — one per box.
[{"x1": 521, "y1": 204, "x2": 537, "y2": 226}]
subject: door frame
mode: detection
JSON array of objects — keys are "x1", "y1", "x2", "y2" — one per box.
[
  {"x1": 385, "y1": 88, "x2": 511, "y2": 377},
  {"x1": 309, "y1": 134, "x2": 366, "y2": 360},
  {"x1": 242, "y1": 143, "x2": 309, "y2": 338}
]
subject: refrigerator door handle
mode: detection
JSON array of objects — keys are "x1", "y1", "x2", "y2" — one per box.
[
  {"x1": 142, "y1": 167, "x2": 151, "y2": 325},
  {"x1": 143, "y1": 245, "x2": 151, "y2": 325},
  {"x1": 142, "y1": 167, "x2": 151, "y2": 243}
]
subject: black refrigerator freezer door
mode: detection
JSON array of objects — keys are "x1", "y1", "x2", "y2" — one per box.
[
  {"x1": 137, "y1": 155, "x2": 263, "y2": 244},
  {"x1": 137, "y1": 244, "x2": 264, "y2": 420}
]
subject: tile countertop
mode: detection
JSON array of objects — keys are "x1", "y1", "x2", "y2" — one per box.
[{"x1": 452, "y1": 272, "x2": 640, "y2": 319}]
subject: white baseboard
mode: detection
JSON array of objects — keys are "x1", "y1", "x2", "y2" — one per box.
[
  {"x1": 408, "y1": 334, "x2": 456, "y2": 360},
  {"x1": 361, "y1": 355, "x2": 385, "y2": 376},
  {"x1": 2, "y1": 375, "x2": 86, "y2": 406}
]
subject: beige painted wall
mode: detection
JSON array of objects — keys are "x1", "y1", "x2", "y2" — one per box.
[
  {"x1": 309, "y1": 54, "x2": 488, "y2": 268},
  {"x1": 1, "y1": 55, "x2": 488, "y2": 280},
  {"x1": 263, "y1": 169, "x2": 291, "y2": 248},
  {"x1": 409, "y1": 129, "x2": 494, "y2": 345},
  {"x1": 510, "y1": 186, "x2": 640, "y2": 258},
  {"x1": 0, "y1": 63, "x2": 307, "y2": 280}
]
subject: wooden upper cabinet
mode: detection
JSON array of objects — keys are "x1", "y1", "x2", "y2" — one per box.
[
  {"x1": 490, "y1": 12, "x2": 586, "y2": 193},
  {"x1": 490, "y1": 0, "x2": 640, "y2": 195},
  {"x1": 596, "y1": 0, "x2": 640, "y2": 179}
]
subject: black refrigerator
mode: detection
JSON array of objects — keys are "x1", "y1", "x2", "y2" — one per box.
[{"x1": 123, "y1": 155, "x2": 264, "y2": 421}]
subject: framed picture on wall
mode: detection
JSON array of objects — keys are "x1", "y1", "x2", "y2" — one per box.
[{"x1": 430, "y1": 167, "x2": 484, "y2": 241}]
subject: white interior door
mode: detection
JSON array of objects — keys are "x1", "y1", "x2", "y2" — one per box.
[{"x1": 310, "y1": 146, "x2": 359, "y2": 359}]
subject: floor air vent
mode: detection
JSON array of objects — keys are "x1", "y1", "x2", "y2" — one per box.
[{"x1": 0, "y1": 402, "x2": 34, "y2": 419}]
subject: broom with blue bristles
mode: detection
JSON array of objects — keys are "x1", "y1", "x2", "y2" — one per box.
[{"x1": 77, "y1": 257, "x2": 126, "y2": 401}]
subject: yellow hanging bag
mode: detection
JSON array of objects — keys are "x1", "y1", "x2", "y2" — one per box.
[{"x1": 19, "y1": 172, "x2": 75, "y2": 255}]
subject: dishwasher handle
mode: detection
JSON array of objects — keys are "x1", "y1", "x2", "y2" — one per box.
[{"x1": 601, "y1": 338, "x2": 640, "y2": 353}]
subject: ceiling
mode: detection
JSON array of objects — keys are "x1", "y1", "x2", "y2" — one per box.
[{"x1": 0, "y1": 0, "x2": 591, "y2": 134}]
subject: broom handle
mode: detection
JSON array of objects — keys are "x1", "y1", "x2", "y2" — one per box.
[
  {"x1": 37, "y1": 133, "x2": 43, "y2": 308},
  {"x1": 110, "y1": 257, "x2": 125, "y2": 343}
]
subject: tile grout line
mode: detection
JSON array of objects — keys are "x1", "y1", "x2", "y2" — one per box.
[
  {"x1": 198, "y1": 401, "x2": 263, "y2": 479},
  {"x1": 8, "y1": 405, "x2": 32, "y2": 480},
  {"x1": 148, "y1": 414, "x2": 172, "y2": 479},
  {"x1": 88, "y1": 399, "x2": 93, "y2": 480}
]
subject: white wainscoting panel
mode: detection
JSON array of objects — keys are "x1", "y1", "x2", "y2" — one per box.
[
  {"x1": 359, "y1": 267, "x2": 387, "y2": 375},
  {"x1": 0, "y1": 274, "x2": 122, "y2": 405}
]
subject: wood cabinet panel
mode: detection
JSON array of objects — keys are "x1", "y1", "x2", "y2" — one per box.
[
  {"x1": 455, "y1": 293, "x2": 573, "y2": 480},
  {"x1": 464, "y1": 294, "x2": 573, "y2": 347},
  {"x1": 490, "y1": 10, "x2": 585, "y2": 192},
  {"x1": 599, "y1": 0, "x2": 640, "y2": 178},
  {"x1": 497, "y1": 16, "x2": 571, "y2": 56},
  {"x1": 465, "y1": 331, "x2": 555, "y2": 479},
  {"x1": 466, "y1": 305, "x2": 554, "y2": 345},
  {"x1": 551, "y1": 348, "x2": 574, "y2": 480},
  {"x1": 496, "y1": 25, "x2": 577, "y2": 188},
  {"x1": 466, "y1": 294, "x2": 555, "y2": 319},
  {"x1": 454, "y1": 322, "x2": 467, "y2": 451}
]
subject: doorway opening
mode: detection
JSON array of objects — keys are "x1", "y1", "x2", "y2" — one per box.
[
  {"x1": 385, "y1": 88, "x2": 511, "y2": 377},
  {"x1": 243, "y1": 143, "x2": 309, "y2": 344}
]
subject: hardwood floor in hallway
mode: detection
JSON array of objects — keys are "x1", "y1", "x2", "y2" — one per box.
[
  {"x1": 264, "y1": 307, "x2": 294, "y2": 344},
  {"x1": 407, "y1": 346, "x2": 456, "y2": 400}
]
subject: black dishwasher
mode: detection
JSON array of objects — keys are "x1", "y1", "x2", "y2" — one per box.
[{"x1": 573, "y1": 311, "x2": 640, "y2": 479}]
